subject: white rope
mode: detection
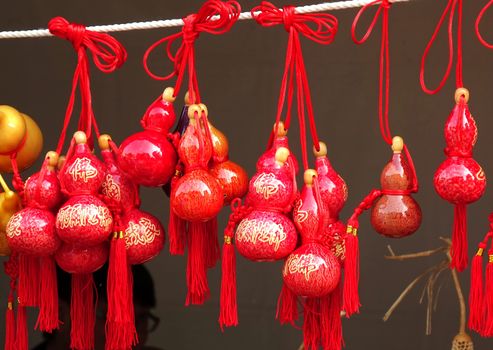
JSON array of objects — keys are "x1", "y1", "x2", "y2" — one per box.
[{"x1": 0, "y1": 0, "x2": 412, "y2": 40}]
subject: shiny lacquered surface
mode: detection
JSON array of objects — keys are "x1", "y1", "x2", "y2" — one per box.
[
  {"x1": 0, "y1": 113, "x2": 43, "y2": 173},
  {"x1": 283, "y1": 243, "x2": 340, "y2": 298},
  {"x1": 434, "y1": 157, "x2": 486, "y2": 204},
  {"x1": 0, "y1": 191, "x2": 22, "y2": 256},
  {"x1": 171, "y1": 169, "x2": 223, "y2": 222},
  {"x1": 371, "y1": 195, "x2": 422, "y2": 238},
  {"x1": 316, "y1": 156, "x2": 347, "y2": 218},
  {"x1": 371, "y1": 152, "x2": 422, "y2": 238},
  {"x1": 60, "y1": 143, "x2": 106, "y2": 195},
  {"x1": 235, "y1": 210, "x2": 297, "y2": 261},
  {"x1": 122, "y1": 208, "x2": 165, "y2": 265},
  {"x1": 24, "y1": 168, "x2": 62, "y2": 210},
  {"x1": 118, "y1": 130, "x2": 177, "y2": 187},
  {"x1": 210, "y1": 160, "x2": 248, "y2": 205},
  {"x1": 6, "y1": 208, "x2": 60, "y2": 256},
  {"x1": 245, "y1": 167, "x2": 294, "y2": 210},
  {"x1": 434, "y1": 100, "x2": 486, "y2": 204},
  {"x1": 257, "y1": 136, "x2": 299, "y2": 174},
  {"x1": 55, "y1": 242, "x2": 109, "y2": 274},
  {"x1": 101, "y1": 149, "x2": 139, "y2": 210},
  {"x1": 56, "y1": 195, "x2": 113, "y2": 247}
]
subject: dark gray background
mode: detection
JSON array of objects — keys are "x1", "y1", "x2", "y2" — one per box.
[{"x1": 1, "y1": 0, "x2": 493, "y2": 349}]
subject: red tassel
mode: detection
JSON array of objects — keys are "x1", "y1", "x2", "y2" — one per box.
[
  {"x1": 303, "y1": 298, "x2": 321, "y2": 350},
  {"x1": 219, "y1": 236, "x2": 237, "y2": 330},
  {"x1": 5, "y1": 299, "x2": 15, "y2": 350},
  {"x1": 320, "y1": 285, "x2": 343, "y2": 350},
  {"x1": 106, "y1": 232, "x2": 137, "y2": 350},
  {"x1": 15, "y1": 303, "x2": 28, "y2": 350},
  {"x1": 18, "y1": 255, "x2": 40, "y2": 307},
  {"x1": 169, "y1": 169, "x2": 186, "y2": 255},
  {"x1": 276, "y1": 283, "x2": 299, "y2": 326},
  {"x1": 185, "y1": 222, "x2": 210, "y2": 306},
  {"x1": 71, "y1": 274, "x2": 95, "y2": 350},
  {"x1": 36, "y1": 257, "x2": 59, "y2": 332},
  {"x1": 168, "y1": 208, "x2": 186, "y2": 255},
  {"x1": 483, "y1": 253, "x2": 493, "y2": 337},
  {"x1": 468, "y1": 245, "x2": 485, "y2": 333},
  {"x1": 343, "y1": 226, "x2": 360, "y2": 317},
  {"x1": 451, "y1": 204, "x2": 468, "y2": 271},
  {"x1": 205, "y1": 218, "x2": 220, "y2": 269}
]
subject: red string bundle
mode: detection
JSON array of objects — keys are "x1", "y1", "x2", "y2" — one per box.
[
  {"x1": 48, "y1": 16, "x2": 127, "y2": 350},
  {"x1": 144, "y1": 0, "x2": 241, "y2": 306},
  {"x1": 247, "y1": 3, "x2": 341, "y2": 349}
]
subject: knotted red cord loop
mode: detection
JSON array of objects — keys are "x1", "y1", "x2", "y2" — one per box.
[
  {"x1": 420, "y1": 0, "x2": 464, "y2": 94},
  {"x1": 143, "y1": 0, "x2": 240, "y2": 104},
  {"x1": 48, "y1": 16, "x2": 127, "y2": 154},
  {"x1": 252, "y1": 1, "x2": 338, "y2": 170},
  {"x1": 476, "y1": 0, "x2": 493, "y2": 49},
  {"x1": 352, "y1": 0, "x2": 418, "y2": 193}
]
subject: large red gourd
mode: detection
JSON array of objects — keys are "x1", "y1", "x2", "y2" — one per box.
[
  {"x1": 118, "y1": 88, "x2": 178, "y2": 187},
  {"x1": 314, "y1": 142, "x2": 347, "y2": 262},
  {"x1": 170, "y1": 103, "x2": 224, "y2": 305},
  {"x1": 235, "y1": 147, "x2": 297, "y2": 261},
  {"x1": 371, "y1": 136, "x2": 422, "y2": 238},
  {"x1": 283, "y1": 170, "x2": 342, "y2": 350},
  {"x1": 208, "y1": 120, "x2": 248, "y2": 205},
  {"x1": 55, "y1": 131, "x2": 112, "y2": 350},
  {"x1": 434, "y1": 89, "x2": 486, "y2": 271},
  {"x1": 6, "y1": 151, "x2": 62, "y2": 332}
]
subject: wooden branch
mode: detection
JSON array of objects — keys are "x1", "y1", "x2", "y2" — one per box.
[
  {"x1": 382, "y1": 262, "x2": 445, "y2": 322},
  {"x1": 384, "y1": 246, "x2": 447, "y2": 261}
]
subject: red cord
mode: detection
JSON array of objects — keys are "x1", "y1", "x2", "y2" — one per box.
[
  {"x1": 252, "y1": 1, "x2": 338, "y2": 170},
  {"x1": 476, "y1": 0, "x2": 493, "y2": 49},
  {"x1": 352, "y1": 0, "x2": 418, "y2": 192},
  {"x1": 143, "y1": 0, "x2": 240, "y2": 104},
  {"x1": 420, "y1": 0, "x2": 464, "y2": 94},
  {"x1": 48, "y1": 17, "x2": 127, "y2": 154}
]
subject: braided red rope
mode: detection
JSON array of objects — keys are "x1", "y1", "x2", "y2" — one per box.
[
  {"x1": 351, "y1": 0, "x2": 418, "y2": 194},
  {"x1": 48, "y1": 16, "x2": 127, "y2": 154},
  {"x1": 252, "y1": 1, "x2": 337, "y2": 170},
  {"x1": 420, "y1": 0, "x2": 464, "y2": 94},
  {"x1": 143, "y1": 0, "x2": 240, "y2": 104},
  {"x1": 476, "y1": 0, "x2": 493, "y2": 49}
]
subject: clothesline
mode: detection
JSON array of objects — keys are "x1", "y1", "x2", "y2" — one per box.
[{"x1": 0, "y1": 0, "x2": 412, "y2": 39}]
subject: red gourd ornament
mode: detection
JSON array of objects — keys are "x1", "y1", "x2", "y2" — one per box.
[
  {"x1": 6, "y1": 152, "x2": 62, "y2": 332},
  {"x1": 0, "y1": 176, "x2": 22, "y2": 256},
  {"x1": 283, "y1": 170, "x2": 342, "y2": 350},
  {"x1": 314, "y1": 142, "x2": 347, "y2": 261},
  {"x1": 118, "y1": 87, "x2": 178, "y2": 187},
  {"x1": 434, "y1": 89, "x2": 485, "y2": 271},
  {"x1": 371, "y1": 136, "x2": 422, "y2": 238},
  {"x1": 170, "y1": 104, "x2": 224, "y2": 305},
  {"x1": 208, "y1": 120, "x2": 248, "y2": 205},
  {"x1": 235, "y1": 147, "x2": 297, "y2": 261},
  {"x1": 258, "y1": 121, "x2": 299, "y2": 175},
  {"x1": 55, "y1": 131, "x2": 113, "y2": 350}
]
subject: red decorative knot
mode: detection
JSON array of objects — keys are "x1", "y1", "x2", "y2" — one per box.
[
  {"x1": 182, "y1": 14, "x2": 200, "y2": 44},
  {"x1": 143, "y1": 0, "x2": 241, "y2": 85},
  {"x1": 48, "y1": 16, "x2": 127, "y2": 73},
  {"x1": 252, "y1": 1, "x2": 338, "y2": 44}
]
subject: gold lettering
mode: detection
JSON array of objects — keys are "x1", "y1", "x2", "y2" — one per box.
[
  {"x1": 124, "y1": 217, "x2": 161, "y2": 248},
  {"x1": 102, "y1": 174, "x2": 122, "y2": 201},
  {"x1": 283, "y1": 253, "x2": 327, "y2": 281},
  {"x1": 6, "y1": 213, "x2": 22, "y2": 238},
  {"x1": 68, "y1": 157, "x2": 98, "y2": 183},
  {"x1": 253, "y1": 173, "x2": 285, "y2": 199},
  {"x1": 57, "y1": 204, "x2": 112, "y2": 230},
  {"x1": 236, "y1": 218, "x2": 286, "y2": 251}
]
